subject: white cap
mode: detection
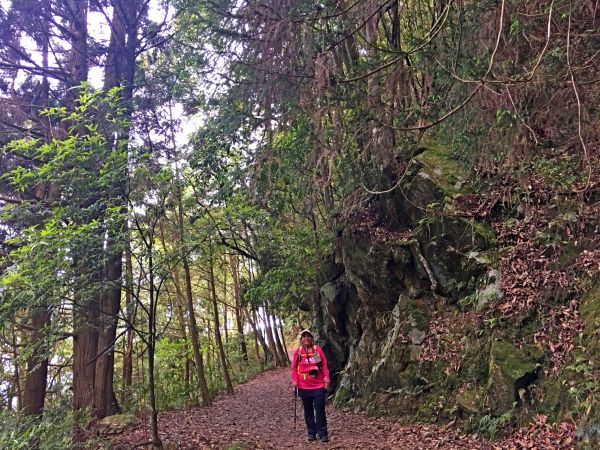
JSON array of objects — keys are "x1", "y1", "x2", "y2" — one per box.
[{"x1": 299, "y1": 329, "x2": 313, "y2": 339}]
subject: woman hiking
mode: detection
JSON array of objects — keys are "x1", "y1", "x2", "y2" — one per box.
[{"x1": 291, "y1": 329, "x2": 330, "y2": 443}]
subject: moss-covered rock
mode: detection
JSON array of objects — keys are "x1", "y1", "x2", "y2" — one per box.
[
  {"x1": 457, "y1": 387, "x2": 486, "y2": 415},
  {"x1": 476, "y1": 269, "x2": 503, "y2": 312},
  {"x1": 535, "y1": 376, "x2": 573, "y2": 423},
  {"x1": 332, "y1": 384, "x2": 351, "y2": 407},
  {"x1": 487, "y1": 340, "x2": 541, "y2": 414},
  {"x1": 413, "y1": 138, "x2": 471, "y2": 195},
  {"x1": 97, "y1": 414, "x2": 139, "y2": 434}
]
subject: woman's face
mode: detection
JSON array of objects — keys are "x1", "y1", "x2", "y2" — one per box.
[{"x1": 301, "y1": 334, "x2": 313, "y2": 345}]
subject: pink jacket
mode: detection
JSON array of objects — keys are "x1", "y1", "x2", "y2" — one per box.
[{"x1": 292, "y1": 345, "x2": 330, "y2": 390}]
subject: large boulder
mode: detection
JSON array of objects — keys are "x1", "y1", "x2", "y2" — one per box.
[
  {"x1": 487, "y1": 340, "x2": 542, "y2": 414},
  {"x1": 97, "y1": 413, "x2": 139, "y2": 434}
]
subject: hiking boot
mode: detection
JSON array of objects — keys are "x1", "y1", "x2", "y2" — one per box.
[
  {"x1": 320, "y1": 436, "x2": 329, "y2": 443},
  {"x1": 307, "y1": 435, "x2": 317, "y2": 442}
]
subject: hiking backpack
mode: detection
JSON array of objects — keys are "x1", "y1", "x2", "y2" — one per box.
[{"x1": 296, "y1": 345, "x2": 323, "y2": 376}]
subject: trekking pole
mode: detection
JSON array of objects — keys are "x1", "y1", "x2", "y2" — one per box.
[{"x1": 294, "y1": 387, "x2": 298, "y2": 429}]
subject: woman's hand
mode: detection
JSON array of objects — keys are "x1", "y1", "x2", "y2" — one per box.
[{"x1": 292, "y1": 381, "x2": 297, "y2": 387}]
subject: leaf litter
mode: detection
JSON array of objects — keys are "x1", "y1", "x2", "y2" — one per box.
[{"x1": 109, "y1": 367, "x2": 577, "y2": 449}]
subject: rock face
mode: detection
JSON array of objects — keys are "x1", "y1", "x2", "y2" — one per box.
[{"x1": 312, "y1": 143, "x2": 547, "y2": 426}]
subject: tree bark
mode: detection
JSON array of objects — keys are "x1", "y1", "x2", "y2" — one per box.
[
  {"x1": 72, "y1": 276, "x2": 99, "y2": 412},
  {"x1": 94, "y1": 257, "x2": 122, "y2": 418},
  {"x1": 270, "y1": 312, "x2": 289, "y2": 365},
  {"x1": 176, "y1": 185, "x2": 211, "y2": 406},
  {"x1": 121, "y1": 239, "x2": 135, "y2": 404},
  {"x1": 244, "y1": 307, "x2": 271, "y2": 362},
  {"x1": 94, "y1": 0, "x2": 142, "y2": 419},
  {"x1": 229, "y1": 254, "x2": 248, "y2": 363},
  {"x1": 22, "y1": 306, "x2": 51, "y2": 416},
  {"x1": 66, "y1": 0, "x2": 97, "y2": 421},
  {"x1": 209, "y1": 241, "x2": 233, "y2": 394},
  {"x1": 279, "y1": 321, "x2": 289, "y2": 359},
  {"x1": 11, "y1": 326, "x2": 22, "y2": 411},
  {"x1": 64, "y1": 0, "x2": 89, "y2": 108},
  {"x1": 262, "y1": 306, "x2": 282, "y2": 367}
]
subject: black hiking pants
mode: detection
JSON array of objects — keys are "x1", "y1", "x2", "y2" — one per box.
[{"x1": 298, "y1": 388, "x2": 328, "y2": 439}]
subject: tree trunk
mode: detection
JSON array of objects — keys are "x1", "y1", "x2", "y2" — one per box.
[
  {"x1": 72, "y1": 281, "x2": 99, "y2": 413},
  {"x1": 176, "y1": 185, "x2": 211, "y2": 406},
  {"x1": 209, "y1": 241, "x2": 233, "y2": 394},
  {"x1": 254, "y1": 330, "x2": 260, "y2": 362},
  {"x1": 65, "y1": 0, "x2": 89, "y2": 108},
  {"x1": 182, "y1": 256, "x2": 211, "y2": 406},
  {"x1": 262, "y1": 306, "x2": 282, "y2": 367},
  {"x1": 146, "y1": 240, "x2": 163, "y2": 449},
  {"x1": 229, "y1": 255, "x2": 248, "y2": 363},
  {"x1": 22, "y1": 11, "x2": 52, "y2": 416},
  {"x1": 270, "y1": 312, "x2": 289, "y2": 365},
  {"x1": 176, "y1": 302, "x2": 191, "y2": 389},
  {"x1": 244, "y1": 307, "x2": 270, "y2": 362},
  {"x1": 121, "y1": 240, "x2": 135, "y2": 404},
  {"x1": 222, "y1": 265, "x2": 228, "y2": 345},
  {"x1": 66, "y1": 0, "x2": 97, "y2": 422},
  {"x1": 159, "y1": 221, "x2": 191, "y2": 393},
  {"x1": 94, "y1": 256, "x2": 122, "y2": 418},
  {"x1": 22, "y1": 306, "x2": 51, "y2": 416},
  {"x1": 171, "y1": 271, "x2": 191, "y2": 390},
  {"x1": 11, "y1": 327, "x2": 22, "y2": 411},
  {"x1": 94, "y1": 0, "x2": 142, "y2": 420},
  {"x1": 279, "y1": 321, "x2": 289, "y2": 360}
]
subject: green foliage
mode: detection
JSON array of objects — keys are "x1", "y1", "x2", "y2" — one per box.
[
  {"x1": 508, "y1": 18, "x2": 525, "y2": 39},
  {"x1": 0, "y1": 403, "x2": 97, "y2": 450},
  {"x1": 153, "y1": 338, "x2": 196, "y2": 409},
  {"x1": 477, "y1": 406, "x2": 514, "y2": 439},
  {"x1": 565, "y1": 357, "x2": 599, "y2": 420},
  {"x1": 0, "y1": 86, "x2": 129, "y2": 329},
  {"x1": 458, "y1": 292, "x2": 479, "y2": 309},
  {"x1": 244, "y1": 218, "x2": 330, "y2": 311}
]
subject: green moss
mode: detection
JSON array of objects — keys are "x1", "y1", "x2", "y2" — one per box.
[
  {"x1": 97, "y1": 414, "x2": 139, "y2": 429},
  {"x1": 460, "y1": 338, "x2": 491, "y2": 385},
  {"x1": 580, "y1": 284, "x2": 600, "y2": 356},
  {"x1": 489, "y1": 340, "x2": 539, "y2": 383},
  {"x1": 570, "y1": 284, "x2": 600, "y2": 423},
  {"x1": 460, "y1": 218, "x2": 498, "y2": 249},
  {"x1": 416, "y1": 393, "x2": 452, "y2": 422},
  {"x1": 557, "y1": 241, "x2": 579, "y2": 269},
  {"x1": 457, "y1": 387, "x2": 486, "y2": 415},
  {"x1": 536, "y1": 376, "x2": 573, "y2": 422},
  {"x1": 397, "y1": 298, "x2": 429, "y2": 331},
  {"x1": 415, "y1": 138, "x2": 472, "y2": 195},
  {"x1": 333, "y1": 385, "x2": 352, "y2": 406},
  {"x1": 488, "y1": 340, "x2": 540, "y2": 413},
  {"x1": 226, "y1": 443, "x2": 251, "y2": 450}
]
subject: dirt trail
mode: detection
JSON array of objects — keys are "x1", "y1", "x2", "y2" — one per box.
[{"x1": 110, "y1": 367, "x2": 574, "y2": 449}]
